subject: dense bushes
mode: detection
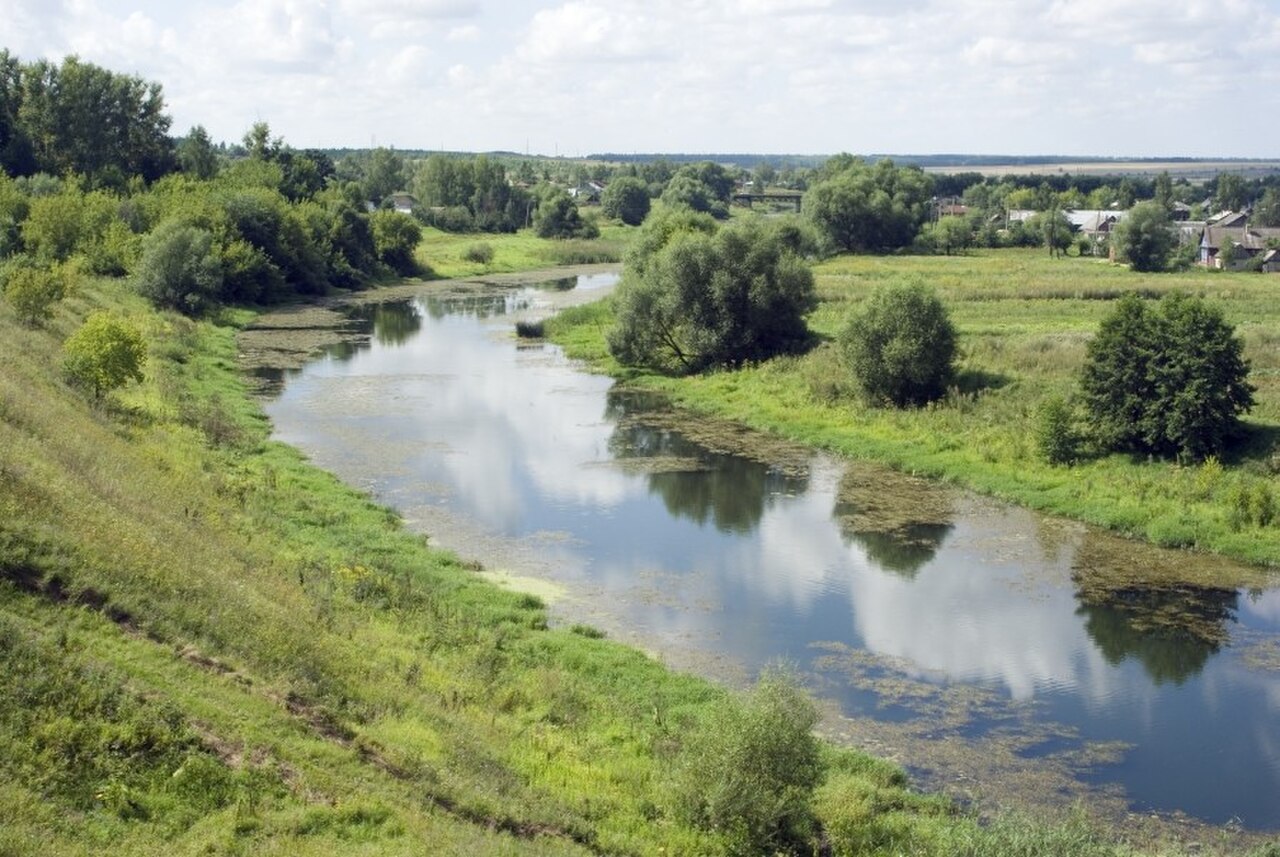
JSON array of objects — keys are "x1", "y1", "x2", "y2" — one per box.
[
  {"x1": 609, "y1": 213, "x2": 815, "y2": 374},
  {"x1": 840, "y1": 280, "x2": 957, "y2": 406},
  {"x1": 134, "y1": 220, "x2": 223, "y2": 314},
  {"x1": 1081, "y1": 293, "x2": 1253, "y2": 461}
]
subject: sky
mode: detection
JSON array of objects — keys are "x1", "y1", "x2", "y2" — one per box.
[{"x1": 4, "y1": 0, "x2": 1280, "y2": 158}]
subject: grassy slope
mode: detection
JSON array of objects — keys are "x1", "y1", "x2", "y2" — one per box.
[
  {"x1": 549, "y1": 248, "x2": 1280, "y2": 568},
  {"x1": 0, "y1": 233, "x2": 1246, "y2": 856}
]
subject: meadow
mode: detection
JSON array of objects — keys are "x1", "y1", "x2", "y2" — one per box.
[
  {"x1": 1, "y1": 236, "x2": 1274, "y2": 855},
  {"x1": 549, "y1": 248, "x2": 1280, "y2": 568}
]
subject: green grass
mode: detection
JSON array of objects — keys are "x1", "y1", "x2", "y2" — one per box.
[
  {"x1": 550, "y1": 248, "x2": 1280, "y2": 568},
  {"x1": 416, "y1": 219, "x2": 630, "y2": 279},
  {"x1": 0, "y1": 248, "x2": 1269, "y2": 855}
]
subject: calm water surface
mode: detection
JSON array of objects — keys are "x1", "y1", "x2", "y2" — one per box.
[{"x1": 264, "y1": 274, "x2": 1280, "y2": 831}]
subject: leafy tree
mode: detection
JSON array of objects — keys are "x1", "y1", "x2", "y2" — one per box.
[
  {"x1": 177, "y1": 125, "x2": 219, "y2": 179},
  {"x1": 1253, "y1": 187, "x2": 1280, "y2": 227},
  {"x1": 133, "y1": 219, "x2": 223, "y2": 315},
  {"x1": 1036, "y1": 395, "x2": 1081, "y2": 465},
  {"x1": 369, "y1": 210, "x2": 421, "y2": 275},
  {"x1": 1026, "y1": 208, "x2": 1072, "y2": 258},
  {"x1": 363, "y1": 147, "x2": 405, "y2": 206},
  {"x1": 840, "y1": 280, "x2": 957, "y2": 407},
  {"x1": 0, "y1": 171, "x2": 30, "y2": 256},
  {"x1": 20, "y1": 187, "x2": 86, "y2": 262},
  {"x1": 1153, "y1": 170, "x2": 1174, "y2": 212},
  {"x1": 62, "y1": 311, "x2": 146, "y2": 399},
  {"x1": 1214, "y1": 171, "x2": 1247, "y2": 212},
  {"x1": 609, "y1": 216, "x2": 814, "y2": 374},
  {"x1": 600, "y1": 176, "x2": 650, "y2": 225},
  {"x1": 16, "y1": 55, "x2": 173, "y2": 182},
  {"x1": 668, "y1": 669, "x2": 823, "y2": 854},
  {"x1": 1081, "y1": 293, "x2": 1254, "y2": 461},
  {"x1": 1113, "y1": 201, "x2": 1175, "y2": 272},
  {"x1": 928, "y1": 215, "x2": 973, "y2": 256},
  {"x1": 533, "y1": 188, "x2": 597, "y2": 239},
  {"x1": 0, "y1": 49, "x2": 35, "y2": 176},
  {"x1": 3, "y1": 258, "x2": 66, "y2": 325},
  {"x1": 804, "y1": 157, "x2": 933, "y2": 253},
  {"x1": 660, "y1": 172, "x2": 728, "y2": 219}
]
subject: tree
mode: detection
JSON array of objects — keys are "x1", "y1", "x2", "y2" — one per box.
[
  {"x1": 533, "y1": 188, "x2": 597, "y2": 239},
  {"x1": 600, "y1": 176, "x2": 650, "y2": 226},
  {"x1": 1214, "y1": 171, "x2": 1247, "y2": 212},
  {"x1": 4, "y1": 260, "x2": 66, "y2": 325},
  {"x1": 840, "y1": 280, "x2": 957, "y2": 407},
  {"x1": 363, "y1": 147, "x2": 405, "y2": 206},
  {"x1": 1253, "y1": 187, "x2": 1280, "y2": 227},
  {"x1": 1113, "y1": 201, "x2": 1175, "y2": 272},
  {"x1": 369, "y1": 210, "x2": 421, "y2": 275},
  {"x1": 1080, "y1": 293, "x2": 1254, "y2": 461},
  {"x1": 804, "y1": 157, "x2": 933, "y2": 253},
  {"x1": 177, "y1": 125, "x2": 218, "y2": 179},
  {"x1": 668, "y1": 669, "x2": 823, "y2": 854},
  {"x1": 1153, "y1": 170, "x2": 1174, "y2": 213},
  {"x1": 62, "y1": 311, "x2": 146, "y2": 400},
  {"x1": 660, "y1": 172, "x2": 728, "y2": 219},
  {"x1": 609, "y1": 216, "x2": 815, "y2": 374},
  {"x1": 133, "y1": 219, "x2": 223, "y2": 315}
]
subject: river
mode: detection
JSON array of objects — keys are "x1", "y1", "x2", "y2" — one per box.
[{"x1": 259, "y1": 269, "x2": 1280, "y2": 837}]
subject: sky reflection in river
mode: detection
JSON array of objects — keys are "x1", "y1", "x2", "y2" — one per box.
[{"x1": 264, "y1": 279, "x2": 1280, "y2": 830}]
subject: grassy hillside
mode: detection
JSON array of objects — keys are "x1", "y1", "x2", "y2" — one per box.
[
  {"x1": 549, "y1": 249, "x2": 1280, "y2": 568},
  {"x1": 1, "y1": 243, "x2": 1268, "y2": 855}
]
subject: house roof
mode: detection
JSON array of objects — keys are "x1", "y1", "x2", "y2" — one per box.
[
  {"x1": 1207, "y1": 210, "x2": 1249, "y2": 228},
  {"x1": 1201, "y1": 226, "x2": 1280, "y2": 252}
]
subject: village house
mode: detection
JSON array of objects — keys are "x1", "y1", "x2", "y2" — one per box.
[{"x1": 1198, "y1": 225, "x2": 1280, "y2": 270}]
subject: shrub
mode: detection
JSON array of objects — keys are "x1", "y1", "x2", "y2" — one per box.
[
  {"x1": 840, "y1": 279, "x2": 957, "y2": 407},
  {"x1": 62, "y1": 311, "x2": 147, "y2": 400},
  {"x1": 3, "y1": 259, "x2": 67, "y2": 325},
  {"x1": 370, "y1": 210, "x2": 422, "y2": 275},
  {"x1": 462, "y1": 241, "x2": 494, "y2": 265},
  {"x1": 1080, "y1": 293, "x2": 1254, "y2": 461},
  {"x1": 1036, "y1": 396, "x2": 1081, "y2": 465},
  {"x1": 668, "y1": 668, "x2": 823, "y2": 854},
  {"x1": 134, "y1": 219, "x2": 223, "y2": 315}
]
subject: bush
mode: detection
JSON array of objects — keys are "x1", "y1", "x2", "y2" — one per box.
[
  {"x1": 3, "y1": 259, "x2": 67, "y2": 325},
  {"x1": 62, "y1": 311, "x2": 147, "y2": 400},
  {"x1": 370, "y1": 210, "x2": 422, "y2": 275},
  {"x1": 1036, "y1": 396, "x2": 1082, "y2": 465},
  {"x1": 1080, "y1": 293, "x2": 1254, "y2": 460},
  {"x1": 134, "y1": 219, "x2": 223, "y2": 315},
  {"x1": 669, "y1": 669, "x2": 823, "y2": 854},
  {"x1": 840, "y1": 280, "x2": 957, "y2": 407},
  {"x1": 462, "y1": 242, "x2": 494, "y2": 265}
]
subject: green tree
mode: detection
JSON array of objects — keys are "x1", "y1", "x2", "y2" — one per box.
[
  {"x1": 804, "y1": 158, "x2": 933, "y2": 253},
  {"x1": 840, "y1": 280, "x2": 957, "y2": 407},
  {"x1": 600, "y1": 176, "x2": 650, "y2": 226},
  {"x1": 363, "y1": 147, "x2": 405, "y2": 206},
  {"x1": 1214, "y1": 171, "x2": 1247, "y2": 212},
  {"x1": 668, "y1": 669, "x2": 823, "y2": 854},
  {"x1": 533, "y1": 188, "x2": 597, "y2": 239},
  {"x1": 1113, "y1": 201, "x2": 1175, "y2": 272},
  {"x1": 177, "y1": 125, "x2": 218, "y2": 179},
  {"x1": 609, "y1": 216, "x2": 814, "y2": 374},
  {"x1": 1253, "y1": 187, "x2": 1280, "y2": 227},
  {"x1": 62, "y1": 311, "x2": 146, "y2": 399},
  {"x1": 660, "y1": 172, "x2": 728, "y2": 219},
  {"x1": 1153, "y1": 170, "x2": 1174, "y2": 212},
  {"x1": 369, "y1": 210, "x2": 421, "y2": 275},
  {"x1": 3, "y1": 259, "x2": 67, "y2": 325},
  {"x1": 1081, "y1": 293, "x2": 1254, "y2": 461},
  {"x1": 133, "y1": 219, "x2": 223, "y2": 315}
]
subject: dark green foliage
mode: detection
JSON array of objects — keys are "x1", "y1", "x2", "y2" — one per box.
[
  {"x1": 660, "y1": 171, "x2": 729, "y2": 219},
  {"x1": 463, "y1": 241, "x2": 494, "y2": 265},
  {"x1": 62, "y1": 311, "x2": 146, "y2": 399},
  {"x1": 533, "y1": 189, "x2": 598, "y2": 239},
  {"x1": 176, "y1": 125, "x2": 218, "y2": 180},
  {"x1": 840, "y1": 280, "x2": 957, "y2": 407},
  {"x1": 1114, "y1": 201, "x2": 1175, "y2": 272},
  {"x1": 609, "y1": 216, "x2": 815, "y2": 374},
  {"x1": 1081, "y1": 293, "x2": 1254, "y2": 461},
  {"x1": 370, "y1": 210, "x2": 422, "y2": 275},
  {"x1": 410, "y1": 154, "x2": 531, "y2": 233},
  {"x1": 134, "y1": 219, "x2": 223, "y2": 314},
  {"x1": 804, "y1": 157, "x2": 934, "y2": 253},
  {"x1": 600, "y1": 176, "x2": 650, "y2": 225},
  {"x1": 669, "y1": 669, "x2": 823, "y2": 854},
  {"x1": 1036, "y1": 396, "x2": 1081, "y2": 465}
]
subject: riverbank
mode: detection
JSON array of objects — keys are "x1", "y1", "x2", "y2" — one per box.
[
  {"x1": 0, "y1": 256, "x2": 1265, "y2": 855},
  {"x1": 547, "y1": 249, "x2": 1280, "y2": 570}
]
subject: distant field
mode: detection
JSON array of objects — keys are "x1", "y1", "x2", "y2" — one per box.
[{"x1": 923, "y1": 160, "x2": 1280, "y2": 181}]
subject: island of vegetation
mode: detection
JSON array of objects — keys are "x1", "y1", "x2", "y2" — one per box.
[{"x1": 1, "y1": 50, "x2": 1278, "y2": 856}]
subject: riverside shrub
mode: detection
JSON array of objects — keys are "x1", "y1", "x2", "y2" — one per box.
[{"x1": 840, "y1": 280, "x2": 956, "y2": 407}]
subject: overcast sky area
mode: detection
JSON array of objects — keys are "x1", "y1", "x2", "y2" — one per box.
[{"x1": 5, "y1": 0, "x2": 1280, "y2": 158}]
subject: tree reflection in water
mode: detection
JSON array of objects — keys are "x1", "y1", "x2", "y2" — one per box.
[
  {"x1": 604, "y1": 389, "x2": 810, "y2": 534},
  {"x1": 831, "y1": 466, "x2": 954, "y2": 577}
]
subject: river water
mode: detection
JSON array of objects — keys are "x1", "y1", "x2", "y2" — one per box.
[{"x1": 262, "y1": 271, "x2": 1280, "y2": 834}]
